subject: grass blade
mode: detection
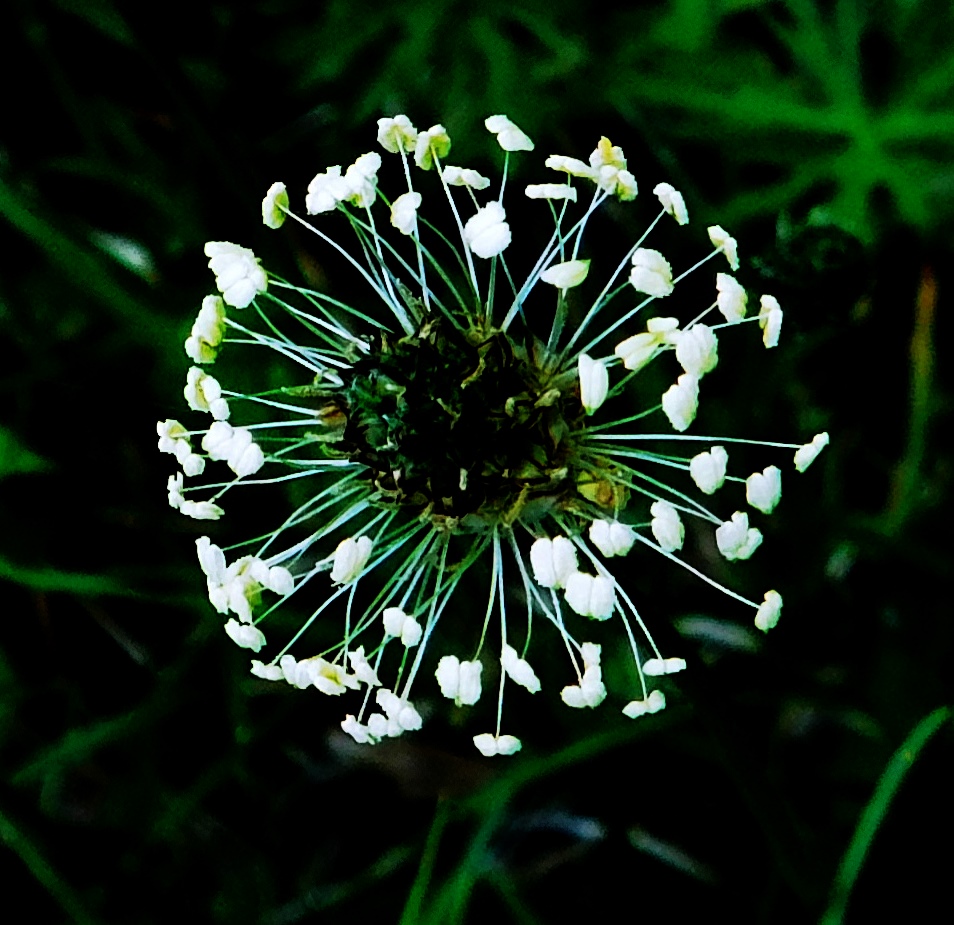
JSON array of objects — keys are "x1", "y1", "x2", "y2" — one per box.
[{"x1": 820, "y1": 705, "x2": 952, "y2": 925}]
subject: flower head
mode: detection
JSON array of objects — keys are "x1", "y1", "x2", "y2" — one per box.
[{"x1": 162, "y1": 116, "x2": 826, "y2": 751}]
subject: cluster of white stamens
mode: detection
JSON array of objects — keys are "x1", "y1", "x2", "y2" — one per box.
[{"x1": 159, "y1": 113, "x2": 829, "y2": 756}]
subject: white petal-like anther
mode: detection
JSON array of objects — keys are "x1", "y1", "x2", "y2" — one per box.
[
  {"x1": 201, "y1": 421, "x2": 233, "y2": 460},
  {"x1": 794, "y1": 432, "x2": 829, "y2": 472},
  {"x1": 642, "y1": 657, "x2": 687, "y2": 676},
  {"x1": 185, "y1": 295, "x2": 227, "y2": 364},
  {"x1": 167, "y1": 472, "x2": 185, "y2": 510},
  {"x1": 588, "y1": 519, "x2": 636, "y2": 557},
  {"x1": 383, "y1": 606, "x2": 409, "y2": 637},
  {"x1": 525, "y1": 183, "x2": 577, "y2": 201},
  {"x1": 204, "y1": 241, "x2": 268, "y2": 308},
  {"x1": 382, "y1": 607, "x2": 421, "y2": 647},
  {"x1": 529, "y1": 536, "x2": 579, "y2": 589},
  {"x1": 689, "y1": 446, "x2": 728, "y2": 494},
  {"x1": 577, "y1": 353, "x2": 608, "y2": 414},
  {"x1": 157, "y1": 418, "x2": 188, "y2": 454},
  {"x1": 674, "y1": 325, "x2": 718, "y2": 378},
  {"x1": 279, "y1": 654, "x2": 311, "y2": 689},
  {"x1": 662, "y1": 373, "x2": 699, "y2": 432},
  {"x1": 650, "y1": 500, "x2": 685, "y2": 552},
  {"x1": 348, "y1": 646, "x2": 381, "y2": 687},
  {"x1": 436, "y1": 655, "x2": 462, "y2": 699},
  {"x1": 308, "y1": 658, "x2": 360, "y2": 696},
  {"x1": 377, "y1": 114, "x2": 418, "y2": 154},
  {"x1": 331, "y1": 536, "x2": 373, "y2": 584},
  {"x1": 755, "y1": 590, "x2": 783, "y2": 632},
  {"x1": 715, "y1": 512, "x2": 763, "y2": 561},
  {"x1": 542, "y1": 259, "x2": 590, "y2": 291},
  {"x1": 442, "y1": 166, "x2": 490, "y2": 189},
  {"x1": 184, "y1": 367, "x2": 229, "y2": 420},
  {"x1": 435, "y1": 655, "x2": 482, "y2": 705},
  {"x1": 224, "y1": 618, "x2": 266, "y2": 652},
  {"x1": 306, "y1": 165, "x2": 349, "y2": 214},
  {"x1": 485, "y1": 114, "x2": 534, "y2": 152},
  {"x1": 264, "y1": 566, "x2": 293, "y2": 596},
  {"x1": 226, "y1": 428, "x2": 265, "y2": 477},
  {"x1": 250, "y1": 659, "x2": 284, "y2": 681},
  {"x1": 179, "y1": 500, "x2": 224, "y2": 520},
  {"x1": 400, "y1": 617, "x2": 422, "y2": 647},
  {"x1": 653, "y1": 182, "x2": 688, "y2": 225},
  {"x1": 564, "y1": 572, "x2": 615, "y2": 620},
  {"x1": 561, "y1": 647, "x2": 606, "y2": 708},
  {"x1": 501, "y1": 645, "x2": 541, "y2": 693},
  {"x1": 342, "y1": 152, "x2": 382, "y2": 209},
  {"x1": 341, "y1": 714, "x2": 373, "y2": 744},
  {"x1": 746, "y1": 465, "x2": 782, "y2": 514},
  {"x1": 614, "y1": 317, "x2": 679, "y2": 372},
  {"x1": 630, "y1": 248, "x2": 674, "y2": 297},
  {"x1": 390, "y1": 191, "x2": 422, "y2": 236},
  {"x1": 716, "y1": 273, "x2": 747, "y2": 323},
  {"x1": 545, "y1": 154, "x2": 597, "y2": 179},
  {"x1": 196, "y1": 536, "x2": 226, "y2": 584},
  {"x1": 707, "y1": 225, "x2": 739, "y2": 270},
  {"x1": 473, "y1": 733, "x2": 522, "y2": 756},
  {"x1": 463, "y1": 201, "x2": 511, "y2": 258},
  {"x1": 414, "y1": 125, "x2": 451, "y2": 170},
  {"x1": 759, "y1": 295, "x2": 783, "y2": 348},
  {"x1": 622, "y1": 689, "x2": 667, "y2": 718},
  {"x1": 262, "y1": 182, "x2": 288, "y2": 229}
]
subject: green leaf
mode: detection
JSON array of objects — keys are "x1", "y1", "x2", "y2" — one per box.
[
  {"x1": 0, "y1": 555, "x2": 131, "y2": 597},
  {"x1": 0, "y1": 802, "x2": 102, "y2": 925},
  {"x1": 0, "y1": 426, "x2": 52, "y2": 478}
]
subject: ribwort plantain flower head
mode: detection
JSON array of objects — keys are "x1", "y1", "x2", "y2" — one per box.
[{"x1": 159, "y1": 115, "x2": 829, "y2": 755}]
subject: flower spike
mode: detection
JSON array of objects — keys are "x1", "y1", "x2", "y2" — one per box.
[{"x1": 162, "y1": 115, "x2": 826, "y2": 748}]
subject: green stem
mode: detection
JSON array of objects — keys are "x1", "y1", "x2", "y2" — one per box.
[
  {"x1": 819, "y1": 705, "x2": 952, "y2": 925},
  {"x1": 400, "y1": 798, "x2": 452, "y2": 925}
]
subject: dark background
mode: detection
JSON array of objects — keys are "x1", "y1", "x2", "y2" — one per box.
[{"x1": 1, "y1": 1, "x2": 952, "y2": 922}]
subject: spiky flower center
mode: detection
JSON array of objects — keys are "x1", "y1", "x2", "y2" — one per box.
[{"x1": 323, "y1": 319, "x2": 590, "y2": 527}]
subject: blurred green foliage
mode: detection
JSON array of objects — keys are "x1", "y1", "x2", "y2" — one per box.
[{"x1": 1, "y1": 0, "x2": 952, "y2": 923}]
